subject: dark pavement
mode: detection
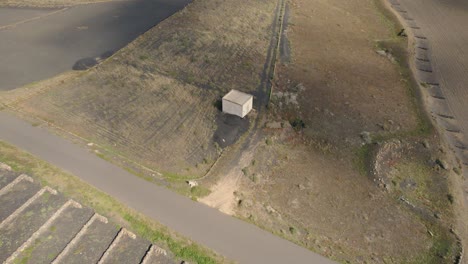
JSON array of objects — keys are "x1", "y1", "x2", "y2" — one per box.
[{"x1": 0, "y1": 0, "x2": 190, "y2": 90}]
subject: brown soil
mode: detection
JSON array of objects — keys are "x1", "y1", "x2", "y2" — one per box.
[
  {"x1": 10, "y1": 0, "x2": 278, "y2": 181},
  {"x1": 201, "y1": 0, "x2": 461, "y2": 263}
]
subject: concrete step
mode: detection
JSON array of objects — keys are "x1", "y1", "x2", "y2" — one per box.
[
  {"x1": 54, "y1": 214, "x2": 120, "y2": 264},
  {"x1": 12, "y1": 201, "x2": 94, "y2": 264},
  {"x1": 0, "y1": 164, "x2": 175, "y2": 264},
  {"x1": 0, "y1": 187, "x2": 67, "y2": 263},
  {"x1": 0, "y1": 169, "x2": 18, "y2": 190},
  {"x1": 0, "y1": 175, "x2": 41, "y2": 223},
  {"x1": 141, "y1": 244, "x2": 175, "y2": 264},
  {"x1": 99, "y1": 229, "x2": 151, "y2": 264}
]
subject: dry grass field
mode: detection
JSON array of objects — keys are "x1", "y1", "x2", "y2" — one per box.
[
  {"x1": 10, "y1": 0, "x2": 277, "y2": 181},
  {"x1": 3, "y1": 0, "x2": 465, "y2": 263}
]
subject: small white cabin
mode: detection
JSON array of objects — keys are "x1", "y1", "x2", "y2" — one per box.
[{"x1": 222, "y1": 90, "x2": 253, "y2": 118}]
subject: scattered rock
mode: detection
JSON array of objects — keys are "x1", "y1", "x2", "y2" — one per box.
[
  {"x1": 436, "y1": 158, "x2": 450, "y2": 170},
  {"x1": 87, "y1": 142, "x2": 94, "y2": 147},
  {"x1": 186, "y1": 180, "x2": 198, "y2": 188},
  {"x1": 266, "y1": 205, "x2": 276, "y2": 214},
  {"x1": 376, "y1": 50, "x2": 386, "y2": 56},
  {"x1": 362, "y1": 214, "x2": 369, "y2": 221},
  {"x1": 295, "y1": 83, "x2": 305, "y2": 92},
  {"x1": 266, "y1": 121, "x2": 283, "y2": 129},
  {"x1": 298, "y1": 184, "x2": 306, "y2": 190},
  {"x1": 397, "y1": 28, "x2": 407, "y2": 37},
  {"x1": 375, "y1": 49, "x2": 396, "y2": 63},
  {"x1": 0, "y1": 162, "x2": 12, "y2": 171},
  {"x1": 360, "y1": 131, "x2": 372, "y2": 144},
  {"x1": 72, "y1": 57, "x2": 98, "y2": 70},
  {"x1": 422, "y1": 140, "x2": 430, "y2": 149}
]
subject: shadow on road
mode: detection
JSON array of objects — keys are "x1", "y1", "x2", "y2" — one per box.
[{"x1": 0, "y1": 0, "x2": 191, "y2": 90}]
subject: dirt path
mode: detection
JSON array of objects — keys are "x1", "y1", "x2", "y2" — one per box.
[
  {"x1": 200, "y1": 146, "x2": 256, "y2": 215},
  {"x1": 199, "y1": 170, "x2": 242, "y2": 215}
]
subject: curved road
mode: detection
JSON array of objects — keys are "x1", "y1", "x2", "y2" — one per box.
[
  {"x1": 0, "y1": 0, "x2": 190, "y2": 91},
  {"x1": 0, "y1": 111, "x2": 334, "y2": 263}
]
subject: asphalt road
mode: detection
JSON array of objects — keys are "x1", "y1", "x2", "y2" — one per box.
[
  {"x1": 0, "y1": 7, "x2": 51, "y2": 26},
  {"x1": 389, "y1": 1, "x2": 468, "y2": 256},
  {"x1": 0, "y1": 111, "x2": 334, "y2": 263},
  {"x1": 396, "y1": 0, "x2": 468, "y2": 138},
  {"x1": 0, "y1": 0, "x2": 191, "y2": 91}
]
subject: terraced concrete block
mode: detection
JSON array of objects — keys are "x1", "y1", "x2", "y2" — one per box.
[
  {"x1": 445, "y1": 133, "x2": 467, "y2": 150},
  {"x1": 415, "y1": 48, "x2": 430, "y2": 61},
  {"x1": 0, "y1": 178, "x2": 41, "y2": 223},
  {"x1": 416, "y1": 60, "x2": 433, "y2": 72},
  {"x1": 415, "y1": 39, "x2": 429, "y2": 50},
  {"x1": 141, "y1": 245, "x2": 174, "y2": 264},
  {"x1": 393, "y1": 6, "x2": 407, "y2": 13},
  {"x1": 13, "y1": 205, "x2": 94, "y2": 264},
  {"x1": 100, "y1": 232, "x2": 150, "y2": 264},
  {"x1": 456, "y1": 150, "x2": 468, "y2": 166},
  {"x1": 407, "y1": 20, "x2": 420, "y2": 29},
  {"x1": 430, "y1": 98, "x2": 453, "y2": 118},
  {"x1": 0, "y1": 170, "x2": 17, "y2": 190},
  {"x1": 401, "y1": 13, "x2": 413, "y2": 21},
  {"x1": 413, "y1": 29, "x2": 427, "y2": 39},
  {"x1": 426, "y1": 84, "x2": 445, "y2": 99},
  {"x1": 58, "y1": 217, "x2": 119, "y2": 264},
  {"x1": 0, "y1": 191, "x2": 67, "y2": 263},
  {"x1": 417, "y1": 70, "x2": 438, "y2": 85},
  {"x1": 436, "y1": 117, "x2": 461, "y2": 133}
]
